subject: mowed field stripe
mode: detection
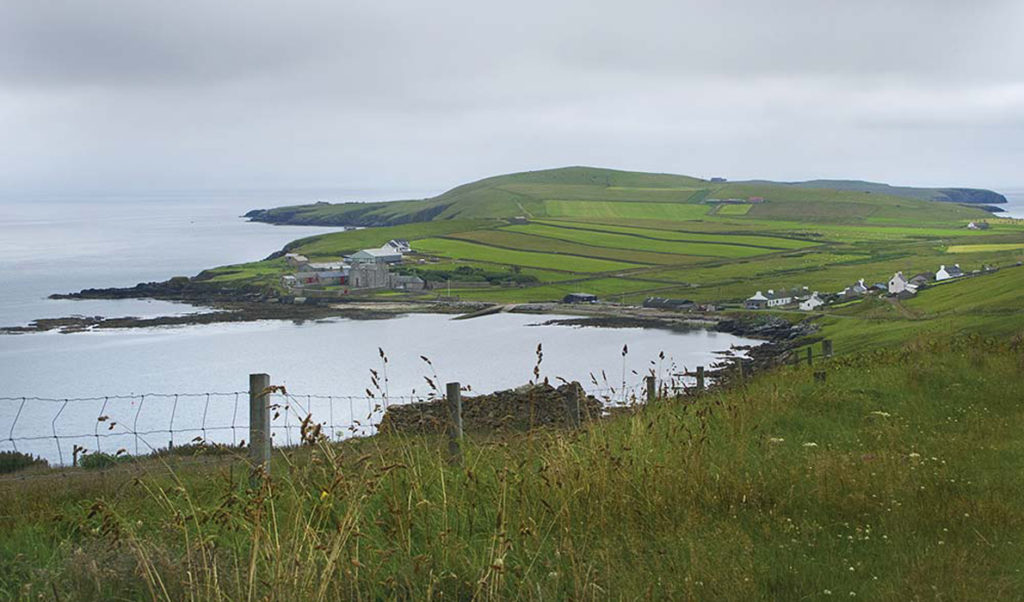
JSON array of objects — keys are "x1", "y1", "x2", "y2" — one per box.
[
  {"x1": 446, "y1": 230, "x2": 706, "y2": 265},
  {"x1": 413, "y1": 237, "x2": 641, "y2": 272},
  {"x1": 502, "y1": 224, "x2": 787, "y2": 258},
  {"x1": 521, "y1": 221, "x2": 816, "y2": 251}
]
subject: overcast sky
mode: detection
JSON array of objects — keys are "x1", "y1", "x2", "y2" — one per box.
[{"x1": 2, "y1": 0, "x2": 1023, "y2": 197}]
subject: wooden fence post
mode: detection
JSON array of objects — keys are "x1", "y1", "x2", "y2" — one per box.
[
  {"x1": 822, "y1": 339, "x2": 834, "y2": 358},
  {"x1": 249, "y1": 373, "x2": 271, "y2": 481},
  {"x1": 564, "y1": 385, "x2": 581, "y2": 429},
  {"x1": 645, "y1": 376, "x2": 656, "y2": 403},
  {"x1": 696, "y1": 366, "x2": 705, "y2": 392},
  {"x1": 806, "y1": 347, "x2": 813, "y2": 366},
  {"x1": 445, "y1": 382, "x2": 463, "y2": 464}
]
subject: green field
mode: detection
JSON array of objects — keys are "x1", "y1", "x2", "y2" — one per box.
[
  {"x1": 946, "y1": 243, "x2": 1024, "y2": 253},
  {"x1": 413, "y1": 238, "x2": 639, "y2": 273},
  {"x1": 527, "y1": 220, "x2": 818, "y2": 249},
  {"x1": 446, "y1": 229, "x2": 700, "y2": 265},
  {"x1": 715, "y1": 203, "x2": 752, "y2": 215}
]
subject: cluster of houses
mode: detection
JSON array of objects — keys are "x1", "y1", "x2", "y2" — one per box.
[
  {"x1": 281, "y1": 239, "x2": 426, "y2": 292},
  {"x1": 744, "y1": 288, "x2": 824, "y2": 311},
  {"x1": 745, "y1": 263, "x2": 978, "y2": 310}
]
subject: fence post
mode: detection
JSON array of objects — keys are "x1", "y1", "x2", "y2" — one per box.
[
  {"x1": 249, "y1": 373, "x2": 271, "y2": 481},
  {"x1": 445, "y1": 382, "x2": 463, "y2": 464},
  {"x1": 822, "y1": 339, "x2": 834, "y2": 358},
  {"x1": 645, "y1": 376, "x2": 656, "y2": 403},
  {"x1": 696, "y1": 366, "x2": 705, "y2": 392},
  {"x1": 806, "y1": 347, "x2": 813, "y2": 366},
  {"x1": 564, "y1": 384, "x2": 581, "y2": 429}
]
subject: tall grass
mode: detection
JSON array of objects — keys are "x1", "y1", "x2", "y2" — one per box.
[{"x1": 3, "y1": 335, "x2": 1024, "y2": 600}]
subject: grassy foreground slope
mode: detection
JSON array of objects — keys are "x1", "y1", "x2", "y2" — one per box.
[{"x1": 3, "y1": 336, "x2": 1023, "y2": 599}]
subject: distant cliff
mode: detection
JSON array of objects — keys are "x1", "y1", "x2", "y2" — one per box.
[{"x1": 738, "y1": 179, "x2": 1008, "y2": 206}]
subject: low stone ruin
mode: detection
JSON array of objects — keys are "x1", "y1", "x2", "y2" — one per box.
[{"x1": 378, "y1": 382, "x2": 602, "y2": 435}]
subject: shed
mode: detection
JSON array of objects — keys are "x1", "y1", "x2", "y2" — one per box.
[
  {"x1": 351, "y1": 248, "x2": 402, "y2": 264},
  {"x1": 643, "y1": 297, "x2": 694, "y2": 310},
  {"x1": 563, "y1": 293, "x2": 598, "y2": 304}
]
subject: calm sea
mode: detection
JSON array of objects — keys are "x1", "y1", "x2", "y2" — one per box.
[
  {"x1": 999, "y1": 191, "x2": 1024, "y2": 218},
  {"x1": 0, "y1": 191, "x2": 756, "y2": 462}
]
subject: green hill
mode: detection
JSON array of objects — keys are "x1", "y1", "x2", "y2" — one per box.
[{"x1": 245, "y1": 166, "x2": 995, "y2": 227}]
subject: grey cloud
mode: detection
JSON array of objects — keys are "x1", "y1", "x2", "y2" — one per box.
[{"x1": 0, "y1": 0, "x2": 1022, "y2": 193}]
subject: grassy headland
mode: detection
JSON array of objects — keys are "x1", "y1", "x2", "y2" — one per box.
[{"x1": 192, "y1": 167, "x2": 1024, "y2": 351}]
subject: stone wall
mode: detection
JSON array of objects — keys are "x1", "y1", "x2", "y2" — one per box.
[{"x1": 378, "y1": 382, "x2": 602, "y2": 435}]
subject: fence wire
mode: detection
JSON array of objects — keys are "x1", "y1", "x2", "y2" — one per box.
[{"x1": 0, "y1": 369, "x2": 726, "y2": 480}]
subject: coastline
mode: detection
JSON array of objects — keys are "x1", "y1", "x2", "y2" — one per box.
[{"x1": 3, "y1": 280, "x2": 814, "y2": 382}]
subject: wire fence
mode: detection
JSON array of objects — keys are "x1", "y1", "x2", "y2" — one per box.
[{"x1": 0, "y1": 373, "x2": 679, "y2": 472}]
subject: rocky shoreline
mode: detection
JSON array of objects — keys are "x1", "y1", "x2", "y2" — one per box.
[{"x1": 6, "y1": 278, "x2": 817, "y2": 383}]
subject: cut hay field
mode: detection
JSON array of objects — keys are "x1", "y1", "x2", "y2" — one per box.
[
  {"x1": 946, "y1": 243, "x2": 1024, "y2": 253},
  {"x1": 528, "y1": 220, "x2": 818, "y2": 249},
  {"x1": 544, "y1": 200, "x2": 710, "y2": 220},
  {"x1": 445, "y1": 230, "x2": 700, "y2": 265},
  {"x1": 412, "y1": 238, "x2": 639, "y2": 273}
]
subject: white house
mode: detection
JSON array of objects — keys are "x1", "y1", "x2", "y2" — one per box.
[
  {"x1": 888, "y1": 272, "x2": 909, "y2": 295},
  {"x1": 385, "y1": 239, "x2": 412, "y2": 253},
  {"x1": 766, "y1": 289, "x2": 793, "y2": 307},
  {"x1": 935, "y1": 264, "x2": 964, "y2": 281},
  {"x1": 799, "y1": 292, "x2": 824, "y2": 311}
]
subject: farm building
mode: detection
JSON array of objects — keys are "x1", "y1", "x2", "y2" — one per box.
[
  {"x1": 351, "y1": 248, "x2": 402, "y2": 264},
  {"x1": 966, "y1": 221, "x2": 990, "y2": 230},
  {"x1": 935, "y1": 264, "x2": 964, "y2": 281},
  {"x1": 745, "y1": 291, "x2": 769, "y2": 309},
  {"x1": 284, "y1": 253, "x2": 309, "y2": 268},
  {"x1": 349, "y1": 262, "x2": 393, "y2": 288},
  {"x1": 563, "y1": 293, "x2": 598, "y2": 304},
  {"x1": 294, "y1": 271, "x2": 346, "y2": 286},
  {"x1": 394, "y1": 274, "x2": 426, "y2": 291},
  {"x1": 643, "y1": 297, "x2": 694, "y2": 310},
  {"x1": 910, "y1": 273, "x2": 931, "y2": 287},
  {"x1": 299, "y1": 261, "x2": 345, "y2": 272}
]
